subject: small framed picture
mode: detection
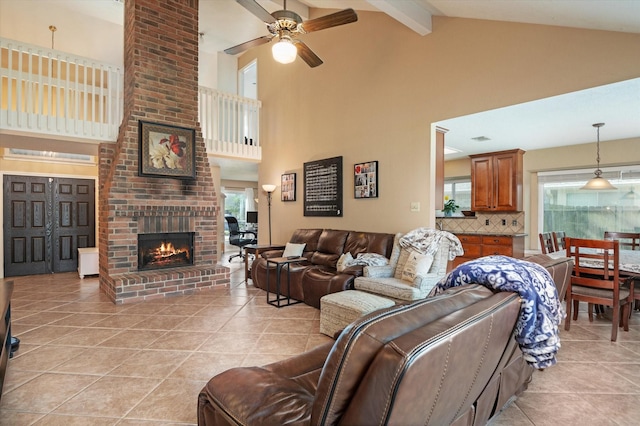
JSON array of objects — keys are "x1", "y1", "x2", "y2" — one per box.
[
  {"x1": 354, "y1": 161, "x2": 378, "y2": 199},
  {"x1": 281, "y1": 173, "x2": 296, "y2": 201},
  {"x1": 138, "y1": 121, "x2": 196, "y2": 180}
]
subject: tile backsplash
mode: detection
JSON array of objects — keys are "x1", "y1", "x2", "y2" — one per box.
[{"x1": 438, "y1": 212, "x2": 525, "y2": 234}]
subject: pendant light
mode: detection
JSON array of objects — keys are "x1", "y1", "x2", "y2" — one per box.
[{"x1": 581, "y1": 123, "x2": 617, "y2": 190}]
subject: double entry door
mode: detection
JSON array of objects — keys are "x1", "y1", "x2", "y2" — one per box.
[{"x1": 3, "y1": 175, "x2": 95, "y2": 277}]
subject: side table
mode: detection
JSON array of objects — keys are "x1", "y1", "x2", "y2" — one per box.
[
  {"x1": 244, "y1": 244, "x2": 285, "y2": 283},
  {"x1": 266, "y1": 256, "x2": 306, "y2": 308},
  {"x1": 78, "y1": 247, "x2": 99, "y2": 278}
]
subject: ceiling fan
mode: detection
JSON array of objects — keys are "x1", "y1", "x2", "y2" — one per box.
[{"x1": 225, "y1": 0, "x2": 358, "y2": 68}]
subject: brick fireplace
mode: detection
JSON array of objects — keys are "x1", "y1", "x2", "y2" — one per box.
[{"x1": 98, "y1": 0, "x2": 229, "y2": 303}]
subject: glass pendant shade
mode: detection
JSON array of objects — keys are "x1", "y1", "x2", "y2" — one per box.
[
  {"x1": 581, "y1": 123, "x2": 617, "y2": 190},
  {"x1": 581, "y1": 176, "x2": 617, "y2": 190},
  {"x1": 272, "y1": 38, "x2": 297, "y2": 64}
]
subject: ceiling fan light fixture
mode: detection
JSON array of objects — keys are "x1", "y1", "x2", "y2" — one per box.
[
  {"x1": 272, "y1": 37, "x2": 297, "y2": 64},
  {"x1": 581, "y1": 122, "x2": 617, "y2": 190}
]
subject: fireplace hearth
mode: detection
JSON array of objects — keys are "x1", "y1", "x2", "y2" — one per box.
[{"x1": 138, "y1": 232, "x2": 194, "y2": 271}]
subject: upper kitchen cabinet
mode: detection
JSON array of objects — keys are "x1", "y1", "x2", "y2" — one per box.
[{"x1": 470, "y1": 149, "x2": 524, "y2": 212}]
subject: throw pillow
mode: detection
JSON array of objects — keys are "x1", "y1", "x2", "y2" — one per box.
[
  {"x1": 282, "y1": 242, "x2": 306, "y2": 258},
  {"x1": 336, "y1": 252, "x2": 354, "y2": 272},
  {"x1": 401, "y1": 252, "x2": 434, "y2": 284}
]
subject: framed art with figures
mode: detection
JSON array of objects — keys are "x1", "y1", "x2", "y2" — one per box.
[
  {"x1": 138, "y1": 121, "x2": 196, "y2": 180},
  {"x1": 354, "y1": 161, "x2": 378, "y2": 199},
  {"x1": 281, "y1": 173, "x2": 296, "y2": 201}
]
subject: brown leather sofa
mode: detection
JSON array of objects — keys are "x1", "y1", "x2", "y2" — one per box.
[
  {"x1": 197, "y1": 284, "x2": 532, "y2": 425},
  {"x1": 251, "y1": 229, "x2": 395, "y2": 308}
]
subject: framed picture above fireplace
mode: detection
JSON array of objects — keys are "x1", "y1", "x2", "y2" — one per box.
[{"x1": 138, "y1": 121, "x2": 196, "y2": 180}]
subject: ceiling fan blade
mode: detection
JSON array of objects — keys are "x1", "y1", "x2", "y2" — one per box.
[
  {"x1": 224, "y1": 35, "x2": 273, "y2": 55},
  {"x1": 295, "y1": 41, "x2": 323, "y2": 68},
  {"x1": 300, "y1": 8, "x2": 358, "y2": 33},
  {"x1": 236, "y1": 0, "x2": 276, "y2": 24}
]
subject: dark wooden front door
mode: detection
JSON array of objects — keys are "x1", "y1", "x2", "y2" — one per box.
[{"x1": 3, "y1": 175, "x2": 95, "y2": 277}]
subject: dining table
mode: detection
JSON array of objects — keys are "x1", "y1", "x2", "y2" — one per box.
[
  {"x1": 548, "y1": 247, "x2": 640, "y2": 275},
  {"x1": 548, "y1": 247, "x2": 640, "y2": 311}
]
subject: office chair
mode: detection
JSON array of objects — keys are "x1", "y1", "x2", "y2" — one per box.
[{"x1": 225, "y1": 216, "x2": 257, "y2": 262}]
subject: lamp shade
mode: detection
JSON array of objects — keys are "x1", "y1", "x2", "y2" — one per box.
[
  {"x1": 581, "y1": 122, "x2": 617, "y2": 190},
  {"x1": 581, "y1": 176, "x2": 618, "y2": 190},
  {"x1": 262, "y1": 184, "x2": 276, "y2": 193},
  {"x1": 272, "y1": 39, "x2": 297, "y2": 64}
]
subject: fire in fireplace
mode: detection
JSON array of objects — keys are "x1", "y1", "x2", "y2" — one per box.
[{"x1": 138, "y1": 232, "x2": 194, "y2": 270}]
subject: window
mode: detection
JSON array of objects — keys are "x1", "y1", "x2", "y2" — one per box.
[
  {"x1": 539, "y1": 167, "x2": 640, "y2": 239},
  {"x1": 440, "y1": 177, "x2": 471, "y2": 216}
]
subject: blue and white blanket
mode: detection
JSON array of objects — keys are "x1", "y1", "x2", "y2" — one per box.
[{"x1": 429, "y1": 255, "x2": 564, "y2": 369}]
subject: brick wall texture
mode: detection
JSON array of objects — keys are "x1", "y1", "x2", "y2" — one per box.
[{"x1": 98, "y1": 0, "x2": 229, "y2": 303}]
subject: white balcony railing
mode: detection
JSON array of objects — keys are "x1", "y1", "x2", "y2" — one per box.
[
  {"x1": 0, "y1": 38, "x2": 123, "y2": 141},
  {"x1": 0, "y1": 38, "x2": 261, "y2": 161},
  {"x1": 199, "y1": 86, "x2": 262, "y2": 160}
]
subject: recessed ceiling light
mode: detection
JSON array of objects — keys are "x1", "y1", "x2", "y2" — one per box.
[{"x1": 471, "y1": 136, "x2": 491, "y2": 141}]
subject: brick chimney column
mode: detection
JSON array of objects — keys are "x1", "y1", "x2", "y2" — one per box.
[{"x1": 98, "y1": 0, "x2": 228, "y2": 303}]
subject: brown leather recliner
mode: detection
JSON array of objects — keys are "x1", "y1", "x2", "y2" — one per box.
[
  {"x1": 251, "y1": 229, "x2": 395, "y2": 308},
  {"x1": 197, "y1": 284, "x2": 533, "y2": 425}
]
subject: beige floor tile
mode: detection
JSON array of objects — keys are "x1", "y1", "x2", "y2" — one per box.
[
  {"x1": 108, "y1": 349, "x2": 188, "y2": 378},
  {"x1": 174, "y1": 315, "x2": 227, "y2": 332},
  {"x1": 252, "y1": 333, "x2": 309, "y2": 355},
  {"x1": 580, "y1": 393, "x2": 640, "y2": 425},
  {"x1": 10, "y1": 345, "x2": 88, "y2": 372},
  {"x1": 53, "y1": 376, "x2": 161, "y2": 417},
  {"x1": 0, "y1": 411, "x2": 45, "y2": 425},
  {"x1": 49, "y1": 312, "x2": 114, "y2": 327},
  {"x1": 1, "y1": 372, "x2": 100, "y2": 412},
  {"x1": 98, "y1": 329, "x2": 166, "y2": 349},
  {"x1": 169, "y1": 352, "x2": 244, "y2": 381},
  {"x1": 197, "y1": 332, "x2": 260, "y2": 353},
  {"x1": 145, "y1": 331, "x2": 211, "y2": 351},
  {"x1": 32, "y1": 414, "x2": 118, "y2": 425},
  {"x1": 91, "y1": 313, "x2": 152, "y2": 329},
  {"x1": 51, "y1": 347, "x2": 139, "y2": 375},
  {"x1": 14, "y1": 325, "x2": 79, "y2": 345},
  {"x1": 125, "y1": 378, "x2": 205, "y2": 423},
  {"x1": 515, "y1": 392, "x2": 619, "y2": 425},
  {"x1": 50, "y1": 327, "x2": 122, "y2": 346}
]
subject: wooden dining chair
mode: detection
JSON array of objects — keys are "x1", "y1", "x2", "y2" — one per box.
[
  {"x1": 564, "y1": 237, "x2": 634, "y2": 341},
  {"x1": 604, "y1": 231, "x2": 640, "y2": 250},
  {"x1": 552, "y1": 231, "x2": 566, "y2": 252},
  {"x1": 539, "y1": 232, "x2": 556, "y2": 254}
]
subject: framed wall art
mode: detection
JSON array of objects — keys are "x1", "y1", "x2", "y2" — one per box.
[
  {"x1": 354, "y1": 160, "x2": 378, "y2": 199},
  {"x1": 138, "y1": 120, "x2": 196, "y2": 180},
  {"x1": 304, "y1": 156, "x2": 343, "y2": 217},
  {"x1": 281, "y1": 173, "x2": 296, "y2": 201}
]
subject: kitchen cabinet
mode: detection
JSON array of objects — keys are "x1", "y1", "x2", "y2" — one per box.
[
  {"x1": 452, "y1": 233, "x2": 525, "y2": 268},
  {"x1": 470, "y1": 149, "x2": 524, "y2": 212}
]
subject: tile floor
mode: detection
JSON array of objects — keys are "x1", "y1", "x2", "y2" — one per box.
[{"x1": 1, "y1": 252, "x2": 640, "y2": 425}]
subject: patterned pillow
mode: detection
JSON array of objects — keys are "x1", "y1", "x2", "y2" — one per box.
[
  {"x1": 337, "y1": 252, "x2": 354, "y2": 272},
  {"x1": 401, "y1": 252, "x2": 434, "y2": 284},
  {"x1": 350, "y1": 253, "x2": 389, "y2": 267}
]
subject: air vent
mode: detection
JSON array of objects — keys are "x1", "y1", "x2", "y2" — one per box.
[{"x1": 471, "y1": 136, "x2": 491, "y2": 142}]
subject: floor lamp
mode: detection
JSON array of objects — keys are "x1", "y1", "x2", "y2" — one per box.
[{"x1": 262, "y1": 184, "x2": 276, "y2": 245}]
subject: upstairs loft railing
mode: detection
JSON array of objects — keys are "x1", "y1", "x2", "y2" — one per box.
[
  {"x1": 199, "y1": 86, "x2": 261, "y2": 161},
  {"x1": 0, "y1": 38, "x2": 261, "y2": 160},
  {"x1": 0, "y1": 38, "x2": 123, "y2": 141}
]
